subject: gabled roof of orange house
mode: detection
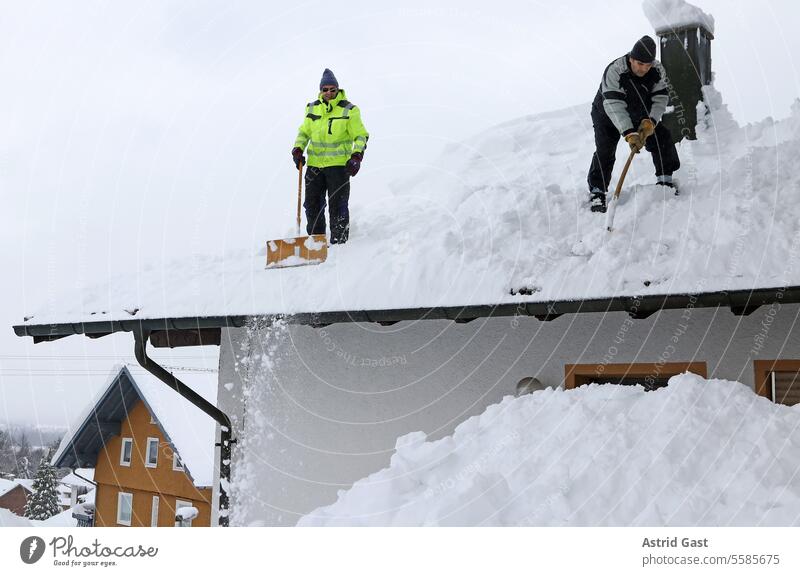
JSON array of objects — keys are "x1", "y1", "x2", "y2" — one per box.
[{"x1": 51, "y1": 365, "x2": 218, "y2": 488}]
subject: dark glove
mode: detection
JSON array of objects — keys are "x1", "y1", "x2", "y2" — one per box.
[
  {"x1": 345, "y1": 152, "x2": 363, "y2": 177},
  {"x1": 638, "y1": 118, "x2": 656, "y2": 140},
  {"x1": 291, "y1": 147, "x2": 305, "y2": 169},
  {"x1": 624, "y1": 132, "x2": 644, "y2": 153}
]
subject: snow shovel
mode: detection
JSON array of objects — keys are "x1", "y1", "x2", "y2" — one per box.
[
  {"x1": 266, "y1": 160, "x2": 328, "y2": 268},
  {"x1": 605, "y1": 146, "x2": 637, "y2": 233}
]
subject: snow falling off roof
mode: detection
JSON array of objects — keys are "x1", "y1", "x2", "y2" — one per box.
[
  {"x1": 18, "y1": 87, "x2": 800, "y2": 328},
  {"x1": 299, "y1": 374, "x2": 800, "y2": 526},
  {"x1": 643, "y1": 0, "x2": 715, "y2": 35}
]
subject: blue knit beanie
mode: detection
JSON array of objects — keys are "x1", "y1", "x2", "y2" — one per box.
[{"x1": 319, "y1": 68, "x2": 339, "y2": 90}]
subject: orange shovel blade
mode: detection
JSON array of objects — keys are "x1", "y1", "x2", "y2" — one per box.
[{"x1": 266, "y1": 234, "x2": 328, "y2": 268}]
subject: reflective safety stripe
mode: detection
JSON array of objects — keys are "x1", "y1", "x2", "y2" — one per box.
[
  {"x1": 308, "y1": 150, "x2": 349, "y2": 157},
  {"x1": 353, "y1": 135, "x2": 367, "y2": 152},
  {"x1": 337, "y1": 100, "x2": 354, "y2": 118},
  {"x1": 310, "y1": 140, "x2": 351, "y2": 148}
]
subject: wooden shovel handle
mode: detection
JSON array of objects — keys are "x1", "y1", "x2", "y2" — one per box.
[
  {"x1": 613, "y1": 148, "x2": 637, "y2": 200},
  {"x1": 297, "y1": 160, "x2": 303, "y2": 235}
]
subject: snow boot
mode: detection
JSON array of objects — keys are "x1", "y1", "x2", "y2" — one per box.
[
  {"x1": 656, "y1": 174, "x2": 679, "y2": 195},
  {"x1": 590, "y1": 188, "x2": 607, "y2": 213}
]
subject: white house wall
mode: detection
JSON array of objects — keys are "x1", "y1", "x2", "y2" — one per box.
[{"x1": 218, "y1": 302, "x2": 800, "y2": 526}]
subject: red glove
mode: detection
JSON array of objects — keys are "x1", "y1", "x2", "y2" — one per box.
[
  {"x1": 291, "y1": 147, "x2": 305, "y2": 169},
  {"x1": 345, "y1": 152, "x2": 363, "y2": 177}
]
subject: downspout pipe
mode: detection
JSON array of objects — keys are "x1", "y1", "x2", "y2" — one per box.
[
  {"x1": 133, "y1": 327, "x2": 235, "y2": 527},
  {"x1": 72, "y1": 469, "x2": 97, "y2": 488}
]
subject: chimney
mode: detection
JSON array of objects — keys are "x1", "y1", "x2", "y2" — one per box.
[{"x1": 644, "y1": 0, "x2": 715, "y2": 142}]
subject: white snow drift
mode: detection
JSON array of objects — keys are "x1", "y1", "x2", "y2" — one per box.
[{"x1": 299, "y1": 374, "x2": 800, "y2": 526}]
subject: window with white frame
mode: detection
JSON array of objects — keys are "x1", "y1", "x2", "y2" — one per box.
[
  {"x1": 151, "y1": 496, "x2": 159, "y2": 527},
  {"x1": 175, "y1": 499, "x2": 193, "y2": 527},
  {"x1": 119, "y1": 438, "x2": 133, "y2": 467},
  {"x1": 172, "y1": 452, "x2": 183, "y2": 471},
  {"x1": 145, "y1": 437, "x2": 159, "y2": 468},
  {"x1": 117, "y1": 492, "x2": 133, "y2": 526}
]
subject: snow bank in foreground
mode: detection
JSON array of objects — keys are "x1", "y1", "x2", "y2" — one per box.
[
  {"x1": 0, "y1": 507, "x2": 78, "y2": 527},
  {"x1": 299, "y1": 374, "x2": 800, "y2": 526}
]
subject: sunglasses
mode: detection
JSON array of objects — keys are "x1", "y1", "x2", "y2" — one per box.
[{"x1": 321, "y1": 87, "x2": 338, "y2": 93}]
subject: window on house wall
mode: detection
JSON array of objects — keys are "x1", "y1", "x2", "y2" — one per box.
[
  {"x1": 146, "y1": 438, "x2": 159, "y2": 468},
  {"x1": 175, "y1": 499, "x2": 193, "y2": 527},
  {"x1": 120, "y1": 438, "x2": 133, "y2": 467},
  {"x1": 151, "y1": 496, "x2": 159, "y2": 527},
  {"x1": 754, "y1": 360, "x2": 800, "y2": 406},
  {"x1": 117, "y1": 492, "x2": 133, "y2": 526},
  {"x1": 564, "y1": 362, "x2": 708, "y2": 391},
  {"x1": 172, "y1": 453, "x2": 183, "y2": 471}
]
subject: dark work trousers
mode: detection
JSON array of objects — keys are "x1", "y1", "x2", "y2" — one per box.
[
  {"x1": 587, "y1": 106, "x2": 680, "y2": 193},
  {"x1": 304, "y1": 165, "x2": 350, "y2": 244}
]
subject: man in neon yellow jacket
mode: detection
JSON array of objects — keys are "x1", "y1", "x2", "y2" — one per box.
[{"x1": 292, "y1": 69, "x2": 369, "y2": 244}]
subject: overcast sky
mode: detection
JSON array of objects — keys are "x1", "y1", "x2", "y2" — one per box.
[{"x1": 1, "y1": 0, "x2": 799, "y2": 429}]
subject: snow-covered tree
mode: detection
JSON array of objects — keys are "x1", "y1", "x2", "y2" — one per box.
[
  {"x1": 15, "y1": 432, "x2": 32, "y2": 478},
  {"x1": 0, "y1": 429, "x2": 14, "y2": 476},
  {"x1": 24, "y1": 455, "x2": 61, "y2": 520}
]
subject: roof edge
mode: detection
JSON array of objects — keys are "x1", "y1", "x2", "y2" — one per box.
[{"x1": 14, "y1": 286, "x2": 800, "y2": 340}]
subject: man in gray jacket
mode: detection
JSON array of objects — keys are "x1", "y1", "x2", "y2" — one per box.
[{"x1": 588, "y1": 36, "x2": 680, "y2": 213}]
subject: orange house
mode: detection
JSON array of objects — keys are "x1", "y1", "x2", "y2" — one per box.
[{"x1": 53, "y1": 366, "x2": 218, "y2": 527}]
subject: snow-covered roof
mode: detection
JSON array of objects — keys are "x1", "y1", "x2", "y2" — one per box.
[
  {"x1": 59, "y1": 469, "x2": 95, "y2": 489},
  {"x1": 52, "y1": 365, "x2": 218, "y2": 488},
  {"x1": 13, "y1": 87, "x2": 800, "y2": 333},
  {"x1": 299, "y1": 373, "x2": 800, "y2": 526},
  {"x1": 643, "y1": 0, "x2": 715, "y2": 35},
  {"x1": 132, "y1": 369, "x2": 218, "y2": 487},
  {"x1": 0, "y1": 478, "x2": 18, "y2": 498},
  {"x1": 13, "y1": 478, "x2": 34, "y2": 492},
  {"x1": 0, "y1": 478, "x2": 34, "y2": 500}
]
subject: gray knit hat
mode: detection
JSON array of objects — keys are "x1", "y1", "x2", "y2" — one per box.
[
  {"x1": 630, "y1": 35, "x2": 657, "y2": 63},
  {"x1": 319, "y1": 68, "x2": 339, "y2": 89}
]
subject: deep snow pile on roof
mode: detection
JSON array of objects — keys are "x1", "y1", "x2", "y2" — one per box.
[
  {"x1": 643, "y1": 0, "x2": 715, "y2": 35},
  {"x1": 52, "y1": 365, "x2": 217, "y2": 488},
  {"x1": 18, "y1": 87, "x2": 800, "y2": 327},
  {"x1": 299, "y1": 374, "x2": 800, "y2": 526}
]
